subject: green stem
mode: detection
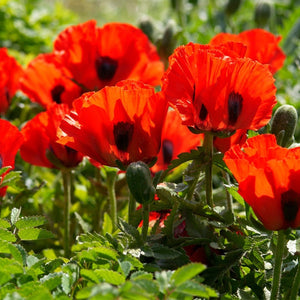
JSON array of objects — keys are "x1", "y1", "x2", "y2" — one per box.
[
  {"x1": 62, "y1": 169, "x2": 73, "y2": 258},
  {"x1": 288, "y1": 256, "x2": 300, "y2": 300},
  {"x1": 106, "y1": 169, "x2": 118, "y2": 231},
  {"x1": 142, "y1": 203, "x2": 150, "y2": 242},
  {"x1": 270, "y1": 230, "x2": 286, "y2": 300},
  {"x1": 223, "y1": 171, "x2": 233, "y2": 215},
  {"x1": 128, "y1": 191, "x2": 136, "y2": 226},
  {"x1": 203, "y1": 132, "x2": 214, "y2": 207}
]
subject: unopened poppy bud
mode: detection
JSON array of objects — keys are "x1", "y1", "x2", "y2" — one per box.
[
  {"x1": 254, "y1": 2, "x2": 271, "y2": 27},
  {"x1": 138, "y1": 16, "x2": 155, "y2": 42},
  {"x1": 158, "y1": 20, "x2": 177, "y2": 65},
  {"x1": 126, "y1": 161, "x2": 155, "y2": 205},
  {"x1": 225, "y1": 0, "x2": 241, "y2": 15},
  {"x1": 271, "y1": 104, "x2": 298, "y2": 147}
]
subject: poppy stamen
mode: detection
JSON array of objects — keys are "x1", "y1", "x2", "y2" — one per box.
[
  {"x1": 162, "y1": 139, "x2": 174, "y2": 164},
  {"x1": 113, "y1": 122, "x2": 134, "y2": 152},
  {"x1": 51, "y1": 85, "x2": 65, "y2": 104},
  {"x1": 95, "y1": 56, "x2": 118, "y2": 81},
  {"x1": 281, "y1": 190, "x2": 300, "y2": 222},
  {"x1": 228, "y1": 92, "x2": 243, "y2": 125}
]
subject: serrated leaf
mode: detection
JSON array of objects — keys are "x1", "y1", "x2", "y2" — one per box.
[
  {"x1": 94, "y1": 269, "x2": 126, "y2": 285},
  {"x1": 8, "y1": 244, "x2": 27, "y2": 265},
  {"x1": 120, "y1": 261, "x2": 131, "y2": 277},
  {"x1": 0, "y1": 218, "x2": 11, "y2": 229},
  {"x1": 118, "y1": 218, "x2": 142, "y2": 245},
  {"x1": 131, "y1": 271, "x2": 153, "y2": 281},
  {"x1": 15, "y1": 216, "x2": 46, "y2": 229},
  {"x1": 0, "y1": 271, "x2": 12, "y2": 285},
  {"x1": 62, "y1": 272, "x2": 72, "y2": 294},
  {"x1": 94, "y1": 246, "x2": 118, "y2": 261},
  {"x1": 76, "y1": 283, "x2": 116, "y2": 299},
  {"x1": 40, "y1": 273, "x2": 62, "y2": 291},
  {"x1": 0, "y1": 166, "x2": 11, "y2": 176},
  {"x1": 80, "y1": 269, "x2": 99, "y2": 284},
  {"x1": 174, "y1": 280, "x2": 218, "y2": 298},
  {"x1": 0, "y1": 257, "x2": 23, "y2": 274},
  {"x1": 161, "y1": 147, "x2": 205, "y2": 179},
  {"x1": 0, "y1": 171, "x2": 23, "y2": 189},
  {"x1": 11, "y1": 207, "x2": 21, "y2": 225},
  {"x1": 142, "y1": 244, "x2": 183, "y2": 260},
  {"x1": 18, "y1": 228, "x2": 54, "y2": 241},
  {"x1": 0, "y1": 228, "x2": 16, "y2": 242},
  {"x1": 133, "y1": 279, "x2": 160, "y2": 295},
  {"x1": 171, "y1": 263, "x2": 206, "y2": 287}
]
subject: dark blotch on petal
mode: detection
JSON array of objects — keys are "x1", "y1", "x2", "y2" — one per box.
[
  {"x1": 228, "y1": 92, "x2": 243, "y2": 125},
  {"x1": 281, "y1": 190, "x2": 300, "y2": 222},
  {"x1": 5, "y1": 87, "x2": 10, "y2": 103},
  {"x1": 51, "y1": 85, "x2": 65, "y2": 104},
  {"x1": 0, "y1": 154, "x2": 3, "y2": 169},
  {"x1": 199, "y1": 104, "x2": 208, "y2": 121},
  {"x1": 192, "y1": 84, "x2": 196, "y2": 103},
  {"x1": 162, "y1": 139, "x2": 174, "y2": 165},
  {"x1": 113, "y1": 122, "x2": 134, "y2": 152},
  {"x1": 95, "y1": 56, "x2": 118, "y2": 81}
]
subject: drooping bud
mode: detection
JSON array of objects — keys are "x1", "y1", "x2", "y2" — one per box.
[
  {"x1": 254, "y1": 2, "x2": 271, "y2": 28},
  {"x1": 126, "y1": 161, "x2": 155, "y2": 205},
  {"x1": 271, "y1": 104, "x2": 298, "y2": 147},
  {"x1": 138, "y1": 16, "x2": 155, "y2": 42},
  {"x1": 225, "y1": 0, "x2": 241, "y2": 15},
  {"x1": 157, "y1": 20, "x2": 177, "y2": 66}
]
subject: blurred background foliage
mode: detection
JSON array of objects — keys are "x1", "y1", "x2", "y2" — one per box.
[{"x1": 2, "y1": 0, "x2": 300, "y2": 251}]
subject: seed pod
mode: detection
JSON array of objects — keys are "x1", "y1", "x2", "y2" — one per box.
[
  {"x1": 126, "y1": 161, "x2": 155, "y2": 205},
  {"x1": 271, "y1": 104, "x2": 298, "y2": 147}
]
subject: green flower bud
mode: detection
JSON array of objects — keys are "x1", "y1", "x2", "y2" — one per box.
[
  {"x1": 138, "y1": 16, "x2": 155, "y2": 42},
  {"x1": 225, "y1": 0, "x2": 241, "y2": 15},
  {"x1": 254, "y1": 2, "x2": 271, "y2": 27},
  {"x1": 271, "y1": 104, "x2": 298, "y2": 147},
  {"x1": 157, "y1": 20, "x2": 177, "y2": 65},
  {"x1": 126, "y1": 161, "x2": 155, "y2": 205}
]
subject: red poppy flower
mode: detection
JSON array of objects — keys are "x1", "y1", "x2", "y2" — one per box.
[
  {"x1": 20, "y1": 103, "x2": 83, "y2": 169},
  {"x1": 20, "y1": 54, "x2": 82, "y2": 108},
  {"x1": 0, "y1": 119, "x2": 23, "y2": 196},
  {"x1": 58, "y1": 80, "x2": 168, "y2": 167},
  {"x1": 151, "y1": 109, "x2": 203, "y2": 173},
  {"x1": 224, "y1": 134, "x2": 300, "y2": 230},
  {"x1": 54, "y1": 20, "x2": 164, "y2": 91},
  {"x1": 214, "y1": 129, "x2": 247, "y2": 153},
  {"x1": 162, "y1": 42, "x2": 277, "y2": 133},
  {"x1": 0, "y1": 48, "x2": 23, "y2": 114},
  {"x1": 210, "y1": 29, "x2": 285, "y2": 73}
]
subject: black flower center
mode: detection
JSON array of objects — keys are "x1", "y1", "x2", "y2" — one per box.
[
  {"x1": 113, "y1": 122, "x2": 134, "y2": 152},
  {"x1": 0, "y1": 154, "x2": 3, "y2": 169},
  {"x1": 228, "y1": 92, "x2": 243, "y2": 125},
  {"x1": 162, "y1": 139, "x2": 174, "y2": 165},
  {"x1": 281, "y1": 190, "x2": 300, "y2": 222},
  {"x1": 95, "y1": 56, "x2": 118, "y2": 81},
  {"x1": 199, "y1": 104, "x2": 208, "y2": 121},
  {"x1": 51, "y1": 85, "x2": 65, "y2": 104}
]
